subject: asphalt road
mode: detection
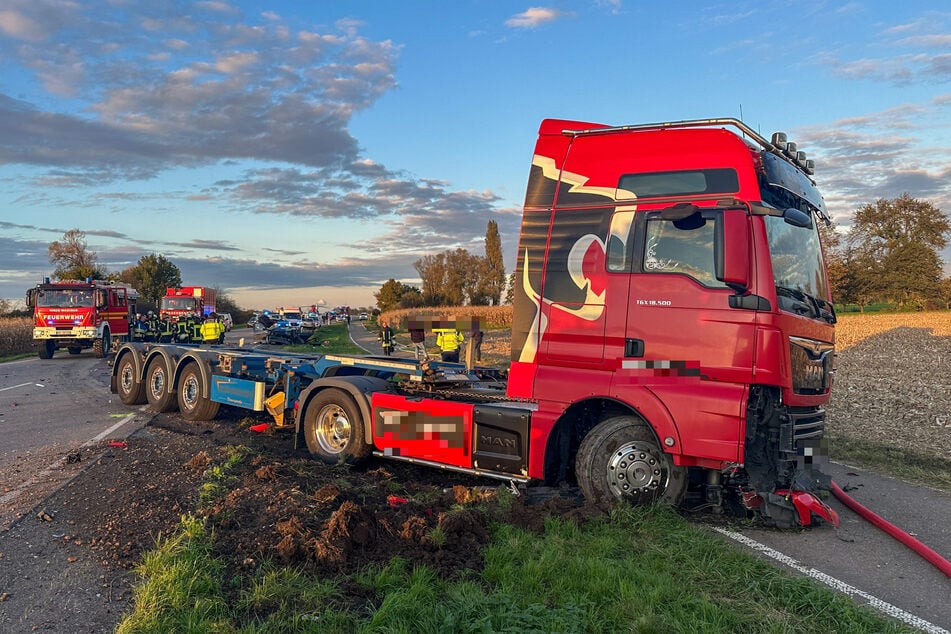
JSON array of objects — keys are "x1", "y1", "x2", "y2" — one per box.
[
  {"x1": 0, "y1": 337, "x2": 948, "y2": 631},
  {"x1": 0, "y1": 350, "x2": 150, "y2": 529}
]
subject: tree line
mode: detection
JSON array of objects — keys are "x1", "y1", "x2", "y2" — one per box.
[
  {"x1": 822, "y1": 194, "x2": 951, "y2": 310},
  {"x1": 374, "y1": 220, "x2": 507, "y2": 312},
  {"x1": 37, "y1": 229, "x2": 244, "y2": 317}
]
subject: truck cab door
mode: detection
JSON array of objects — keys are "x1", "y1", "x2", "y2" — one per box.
[{"x1": 613, "y1": 208, "x2": 756, "y2": 463}]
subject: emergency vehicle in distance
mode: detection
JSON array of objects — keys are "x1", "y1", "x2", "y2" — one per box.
[
  {"x1": 27, "y1": 277, "x2": 137, "y2": 359},
  {"x1": 159, "y1": 286, "x2": 217, "y2": 322},
  {"x1": 111, "y1": 118, "x2": 838, "y2": 527}
]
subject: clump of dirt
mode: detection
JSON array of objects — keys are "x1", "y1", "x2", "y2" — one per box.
[{"x1": 34, "y1": 410, "x2": 599, "y2": 596}]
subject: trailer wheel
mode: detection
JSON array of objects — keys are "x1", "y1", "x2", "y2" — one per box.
[
  {"x1": 145, "y1": 358, "x2": 177, "y2": 412},
  {"x1": 116, "y1": 353, "x2": 146, "y2": 405},
  {"x1": 177, "y1": 363, "x2": 220, "y2": 422},
  {"x1": 575, "y1": 416, "x2": 686, "y2": 508},
  {"x1": 303, "y1": 389, "x2": 370, "y2": 463},
  {"x1": 38, "y1": 341, "x2": 55, "y2": 360},
  {"x1": 93, "y1": 329, "x2": 110, "y2": 358}
]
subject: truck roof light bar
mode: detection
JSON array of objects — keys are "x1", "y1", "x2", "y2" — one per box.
[{"x1": 561, "y1": 118, "x2": 816, "y2": 178}]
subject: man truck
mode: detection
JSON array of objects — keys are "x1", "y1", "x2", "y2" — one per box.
[{"x1": 111, "y1": 118, "x2": 837, "y2": 527}]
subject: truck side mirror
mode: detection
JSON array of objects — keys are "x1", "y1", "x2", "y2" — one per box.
[
  {"x1": 715, "y1": 210, "x2": 750, "y2": 293},
  {"x1": 26, "y1": 288, "x2": 36, "y2": 308},
  {"x1": 783, "y1": 207, "x2": 813, "y2": 228}
]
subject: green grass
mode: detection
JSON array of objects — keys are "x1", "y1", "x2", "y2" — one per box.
[
  {"x1": 282, "y1": 322, "x2": 364, "y2": 355},
  {"x1": 117, "y1": 499, "x2": 914, "y2": 633},
  {"x1": 0, "y1": 352, "x2": 34, "y2": 363},
  {"x1": 827, "y1": 435, "x2": 951, "y2": 494}
]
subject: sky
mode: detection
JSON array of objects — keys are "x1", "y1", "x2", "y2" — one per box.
[{"x1": 2, "y1": 1, "x2": 951, "y2": 310}]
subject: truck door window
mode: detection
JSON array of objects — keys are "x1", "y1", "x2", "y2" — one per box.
[{"x1": 641, "y1": 214, "x2": 727, "y2": 288}]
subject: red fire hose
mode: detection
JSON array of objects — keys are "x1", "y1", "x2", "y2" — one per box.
[{"x1": 831, "y1": 481, "x2": 951, "y2": 578}]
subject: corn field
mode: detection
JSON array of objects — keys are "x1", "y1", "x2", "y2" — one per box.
[
  {"x1": 379, "y1": 305, "x2": 513, "y2": 330},
  {"x1": 835, "y1": 311, "x2": 951, "y2": 350},
  {"x1": 0, "y1": 317, "x2": 33, "y2": 357}
]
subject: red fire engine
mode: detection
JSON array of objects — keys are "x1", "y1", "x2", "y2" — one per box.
[
  {"x1": 159, "y1": 286, "x2": 217, "y2": 321},
  {"x1": 27, "y1": 278, "x2": 137, "y2": 359}
]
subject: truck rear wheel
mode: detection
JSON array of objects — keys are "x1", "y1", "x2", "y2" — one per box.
[
  {"x1": 145, "y1": 358, "x2": 177, "y2": 412},
  {"x1": 575, "y1": 416, "x2": 686, "y2": 508},
  {"x1": 303, "y1": 388, "x2": 370, "y2": 463},
  {"x1": 116, "y1": 353, "x2": 146, "y2": 405},
  {"x1": 93, "y1": 330, "x2": 110, "y2": 358},
  {"x1": 38, "y1": 341, "x2": 55, "y2": 359},
  {"x1": 177, "y1": 363, "x2": 220, "y2": 421}
]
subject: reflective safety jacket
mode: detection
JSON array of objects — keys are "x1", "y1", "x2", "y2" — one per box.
[
  {"x1": 435, "y1": 329, "x2": 464, "y2": 352},
  {"x1": 200, "y1": 319, "x2": 225, "y2": 343}
]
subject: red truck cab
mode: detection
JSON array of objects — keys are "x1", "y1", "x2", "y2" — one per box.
[
  {"x1": 159, "y1": 286, "x2": 217, "y2": 321},
  {"x1": 27, "y1": 278, "x2": 137, "y2": 359},
  {"x1": 506, "y1": 118, "x2": 835, "y2": 524}
]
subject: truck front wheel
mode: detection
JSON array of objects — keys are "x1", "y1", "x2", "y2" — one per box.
[
  {"x1": 38, "y1": 341, "x2": 55, "y2": 359},
  {"x1": 145, "y1": 358, "x2": 177, "y2": 412},
  {"x1": 303, "y1": 388, "x2": 370, "y2": 463},
  {"x1": 93, "y1": 330, "x2": 110, "y2": 358},
  {"x1": 177, "y1": 363, "x2": 220, "y2": 421},
  {"x1": 575, "y1": 416, "x2": 687, "y2": 508}
]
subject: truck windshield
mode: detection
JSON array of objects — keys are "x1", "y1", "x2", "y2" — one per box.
[
  {"x1": 161, "y1": 297, "x2": 198, "y2": 311},
  {"x1": 764, "y1": 215, "x2": 833, "y2": 321},
  {"x1": 37, "y1": 289, "x2": 93, "y2": 308}
]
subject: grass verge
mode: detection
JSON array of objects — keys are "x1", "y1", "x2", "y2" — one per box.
[
  {"x1": 117, "y1": 484, "x2": 914, "y2": 632},
  {"x1": 828, "y1": 435, "x2": 951, "y2": 494}
]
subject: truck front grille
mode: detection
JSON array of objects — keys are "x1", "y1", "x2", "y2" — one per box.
[{"x1": 789, "y1": 336, "x2": 834, "y2": 394}]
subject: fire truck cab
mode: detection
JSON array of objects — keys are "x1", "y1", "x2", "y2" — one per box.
[{"x1": 27, "y1": 278, "x2": 137, "y2": 359}]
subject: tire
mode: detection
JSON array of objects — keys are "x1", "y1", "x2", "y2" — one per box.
[
  {"x1": 177, "y1": 363, "x2": 220, "y2": 422},
  {"x1": 93, "y1": 330, "x2": 111, "y2": 358},
  {"x1": 67, "y1": 347, "x2": 82, "y2": 355},
  {"x1": 144, "y1": 357, "x2": 177, "y2": 412},
  {"x1": 575, "y1": 416, "x2": 687, "y2": 508},
  {"x1": 303, "y1": 388, "x2": 370, "y2": 463},
  {"x1": 38, "y1": 341, "x2": 55, "y2": 360},
  {"x1": 116, "y1": 353, "x2": 146, "y2": 405}
]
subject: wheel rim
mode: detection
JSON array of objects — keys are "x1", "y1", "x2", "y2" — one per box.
[
  {"x1": 181, "y1": 375, "x2": 200, "y2": 411},
  {"x1": 120, "y1": 362, "x2": 135, "y2": 395},
  {"x1": 149, "y1": 365, "x2": 166, "y2": 400},
  {"x1": 607, "y1": 441, "x2": 669, "y2": 498},
  {"x1": 315, "y1": 404, "x2": 351, "y2": 454}
]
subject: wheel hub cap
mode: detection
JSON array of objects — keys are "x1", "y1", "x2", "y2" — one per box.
[{"x1": 607, "y1": 441, "x2": 665, "y2": 496}]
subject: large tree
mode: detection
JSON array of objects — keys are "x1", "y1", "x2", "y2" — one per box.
[
  {"x1": 415, "y1": 248, "x2": 484, "y2": 306},
  {"x1": 118, "y1": 254, "x2": 182, "y2": 307},
  {"x1": 846, "y1": 194, "x2": 951, "y2": 307},
  {"x1": 375, "y1": 278, "x2": 418, "y2": 312},
  {"x1": 48, "y1": 229, "x2": 108, "y2": 280},
  {"x1": 478, "y1": 220, "x2": 506, "y2": 305}
]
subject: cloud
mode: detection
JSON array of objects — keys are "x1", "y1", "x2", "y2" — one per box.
[
  {"x1": 817, "y1": 12, "x2": 951, "y2": 85},
  {"x1": 793, "y1": 106, "x2": 951, "y2": 226},
  {"x1": 0, "y1": 3, "x2": 399, "y2": 179},
  {"x1": 505, "y1": 7, "x2": 567, "y2": 29}
]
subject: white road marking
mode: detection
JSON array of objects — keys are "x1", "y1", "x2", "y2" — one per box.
[
  {"x1": 0, "y1": 382, "x2": 33, "y2": 393},
  {"x1": 714, "y1": 527, "x2": 949, "y2": 634},
  {"x1": 0, "y1": 408, "x2": 145, "y2": 508}
]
